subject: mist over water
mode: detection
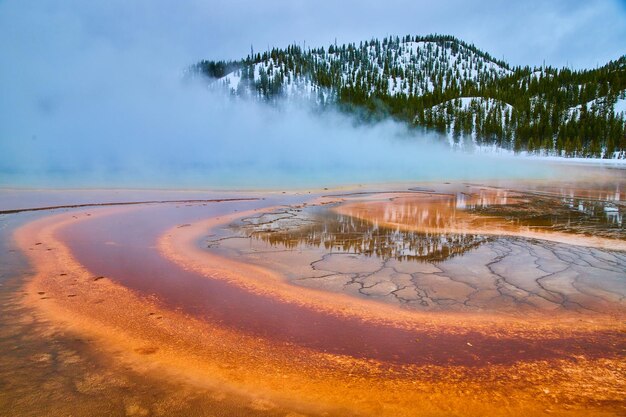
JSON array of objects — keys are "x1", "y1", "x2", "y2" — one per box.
[
  {"x1": 0, "y1": 77, "x2": 555, "y2": 189},
  {"x1": 0, "y1": 1, "x2": 562, "y2": 189}
]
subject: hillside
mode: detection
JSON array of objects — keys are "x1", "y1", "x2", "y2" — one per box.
[{"x1": 191, "y1": 35, "x2": 626, "y2": 158}]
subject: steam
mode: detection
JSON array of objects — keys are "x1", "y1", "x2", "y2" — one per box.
[
  {"x1": 0, "y1": 71, "x2": 554, "y2": 189},
  {"x1": 0, "y1": 1, "x2": 568, "y2": 189}
]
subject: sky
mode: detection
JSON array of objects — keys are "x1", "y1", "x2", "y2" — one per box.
[
  {"x1": 0, "y1": 0, "x2": 624, "y2": 188},
  {"x1": 2, "y1": 0, "x2": 621, "y2": 69}
]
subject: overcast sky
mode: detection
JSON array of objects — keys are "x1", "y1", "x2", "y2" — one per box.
[
  {"x1": 0, "y1": 0, "x2": 624, "y2": 187},
  {"x1": 2, "y1": 0, "x2": 625, "y2": 71}
]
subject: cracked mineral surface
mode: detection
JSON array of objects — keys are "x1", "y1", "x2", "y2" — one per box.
[
  {"x1": 2, "y1": 177, "x2": 625, "y2": 417},
  {"x1": 210, "y1": 184, "x2": 625, "y2": 317}
]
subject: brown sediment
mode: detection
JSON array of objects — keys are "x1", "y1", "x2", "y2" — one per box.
[{"x1": 13, "y1": 199, "x2": 626, "y2": 416}]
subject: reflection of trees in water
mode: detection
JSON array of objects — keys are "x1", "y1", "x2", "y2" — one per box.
[
  {"x1": 559, "y1": 197, "x2": 623, "y2": 228},
  {"x1": 469, "y1": 195, "x2": 624, "y2": 237},
  {"x1": 248, "y1": 212, "x2": 488, "y2": 262}
]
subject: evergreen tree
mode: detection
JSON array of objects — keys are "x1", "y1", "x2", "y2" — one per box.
[{"x1": 191, "y1": 35, "x2": 626, "y2": 157}]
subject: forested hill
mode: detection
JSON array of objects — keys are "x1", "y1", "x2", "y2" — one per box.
[{"x1": 190, "y1": 34, "x2": 626, "y2": 158}]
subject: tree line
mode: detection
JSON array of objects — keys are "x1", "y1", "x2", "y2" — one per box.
[{"x1": 190, "y1": 35, "x2": 626, "y2": 157}]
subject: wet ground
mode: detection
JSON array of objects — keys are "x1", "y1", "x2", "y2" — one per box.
[
  {"x1": 0, "y1": 173, "x2": 625, "y2": 416},
  {"x1": 211, "y1": 184, "x2": 625, "y2": 316},
  {"x1": 0, "y1": 196, "x2": 314, "y2": 417}
]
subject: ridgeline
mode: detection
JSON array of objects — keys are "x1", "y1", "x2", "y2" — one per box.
[{"x1": 191, "y1": 34, "x2": 626, "y2": 158}]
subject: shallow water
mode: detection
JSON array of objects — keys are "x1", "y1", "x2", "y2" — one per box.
[
  {"x1": 207, "y1": 183, "x2": 625, "y2": 316},
  {"x1": 0, "y1": 194, "x2": 324, "y2": 417},
  {"x1": 0, "y1": 176, "x2": 625, "y2": 416},
  {"x1": 53, "y1": 201, "x2": 624, "y2": 366}
]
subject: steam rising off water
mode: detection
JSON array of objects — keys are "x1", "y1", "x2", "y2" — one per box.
[{"x1": 1, "y1": 80, "x2": 559, "y2": 189}]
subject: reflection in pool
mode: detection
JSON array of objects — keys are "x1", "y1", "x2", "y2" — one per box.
[
  {"x1": 243, "y1": 208, "x2": 489, "y2": 262},
  {"x1": 230, "y1": 186, "x2": 624, "y2": 267},
  {"x1": 2, "y1": 178, "x2": 625, "y2": 417},
  {"x1": 208, "y1": 187, "x2": 626, "y2": 315}
]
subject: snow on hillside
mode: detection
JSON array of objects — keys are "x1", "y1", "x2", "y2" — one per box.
[
  {"x1": 196, "y1": 36, "x2": 625, "y2": 159},
  {"x1": 222, "y1": 59, "x2": 322, "y2": 101},
  {"x1": 424, "y1": 97, "x2": 513, "y2": 147},
  {"x1": 615, "y1": 96, "x2": 626, "y2": 114},
  {"x1": 217, "y1": 39, "x2": 511, "y2": 100},
  {"x1": 566, "y1": 90, "x2": 626, "y2": 117},
  {"x1": 435, "y1": 97, "x2": 513, "y2": 113},
  {"x1": 470, "y1": 144, "x2": 626, "y2": 163}
]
